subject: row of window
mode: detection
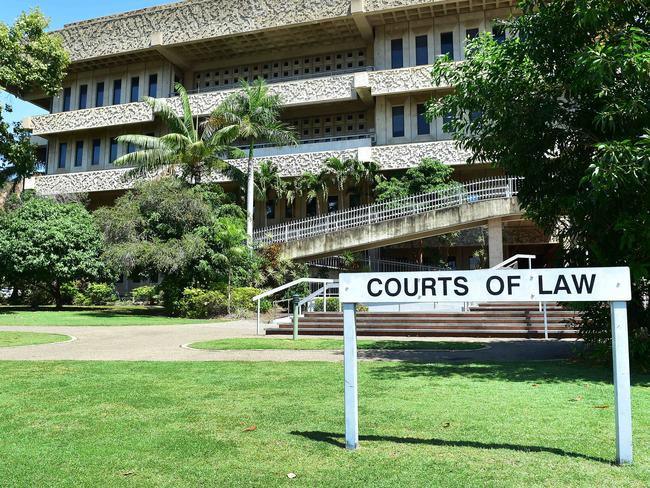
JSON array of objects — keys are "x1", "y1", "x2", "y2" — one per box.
[
  {"x1": 56, "y1": 136, "x2": 147, "y2": 169},
  {"x1": 389, "y1": 25, "x2": 506, "y2": 68},
  {"x1": 265, "y1": 193, "x2": 361, "y2": 220},
  {"x1": 61, "y1": 74, "x2": 159, "y2": 112},
  {"x1": 390, "y1": 104, "x2": 450, "y2": 138},
  {"x1": 287, "y1": 112, "x2": 369, "y2": 139}
]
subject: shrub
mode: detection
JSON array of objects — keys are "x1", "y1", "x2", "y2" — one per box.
[
  {"x1": 230, "y1": 287, "x2": 271, "y2": 314},
  {"x1": 84, "y1": 283, "x2": 117, "y2": 306},
  {"x1": 131, "y1": 286, "x2": 159, "y2": 305},
  {"x1": 177, "y1": 288, "x2": 227, "y2": 319},
  {"x1": 313, "y1": 297, "x2": 340, "y2": 312}
]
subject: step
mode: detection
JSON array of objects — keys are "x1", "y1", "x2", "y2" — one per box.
[
  {"x1": 300, "y1": 314, "x2": 578, "y2": 323},
  {"x1": 277, "y1": 322, "x2": 577, "y2": 331},
  {"x1": 266, "y1": 328, "x2": 579, "y2": 338}
]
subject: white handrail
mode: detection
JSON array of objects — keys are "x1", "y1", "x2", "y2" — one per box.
[
  {"x1": 491, "y1": 254, "x2": 536, "y2": 270},
  {"x1": 299, "y1": 282, "x2": 340, "y2": 309},
  {"x1": 254, "y1": 176, "x2": 522, "y2": 246}
]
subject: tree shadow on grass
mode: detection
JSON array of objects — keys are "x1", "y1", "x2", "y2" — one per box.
[
  {"x1": 363, "y1": 360, "x2": 650, "y2": 387},
  {"x1": 290, "y1": 430, "x2": 613, "y2": 464}
]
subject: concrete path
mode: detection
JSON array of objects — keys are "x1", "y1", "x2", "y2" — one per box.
[{"x1": 0, "y1": 320, "x2": 583, "y2": 362}]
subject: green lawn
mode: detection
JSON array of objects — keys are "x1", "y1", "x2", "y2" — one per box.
[
  {"x1": 0, "y1": 361, "x2": 648, "y2": 487},
  {"x1": 190, "y1": 338, "x2": 485, "y2": 351},
  {"x1": 0, "y1": 331, "x2": 70, "y2": 347},
  {"x1": 0, "y1": 307, "x2": 219, "y2": 327}
]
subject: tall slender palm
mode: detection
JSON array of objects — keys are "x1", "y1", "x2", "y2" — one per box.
[
  {"x1": 206, "y1": 79, "x2": 297, "y2": 241},
  {"x1": 115, "y1": 83, "x2": 241, "y2": 185},
  {"x1": 347, "y1": 159, "x2": 382, "y2": 204},
  {"x1": 323, "y1": 157, "x2": 353, "y2": 193},
  {"x1": 254, "y1": 160, "x2": 285, "y2": 227}
]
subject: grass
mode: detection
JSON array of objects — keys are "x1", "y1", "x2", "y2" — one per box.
[
  {"x1": 0, "y1": 361, "x2": 648, "y2": 487},
  {"x1": 0, "y1": 306, "x2": 221, "y2": 327},
  {"x1": 189, "y1": 338, "x2": 485, "y2": 351},
  {"x1": 0, "y1": 331, "x2": 70, "y2": 347}
]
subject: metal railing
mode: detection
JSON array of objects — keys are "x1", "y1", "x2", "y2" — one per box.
[
  {"x1": 309, "y1": 256, "x2": 443, "y2": 273},
  {"x1": 236, "y1": 131, "x2": 375, "y2": 153},
  {"x1": 491, "y1": 254, "x2": 536, "y2": 270},
  {"x1": 254, "y1": 176, "x2": 521, "y2": 246}
]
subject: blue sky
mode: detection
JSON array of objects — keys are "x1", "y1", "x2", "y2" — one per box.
[{"x1": 1, "y1": 1, "x2": 163, "y2": 128}]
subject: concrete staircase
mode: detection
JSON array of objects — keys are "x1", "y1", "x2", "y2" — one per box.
[{"x1": 265, "y1": 302, "x2": 580, "y2": 338}]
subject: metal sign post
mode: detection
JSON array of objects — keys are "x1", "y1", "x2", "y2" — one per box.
[{"x1": 339, "y1": 267, "x2": 633, "y2": 465}]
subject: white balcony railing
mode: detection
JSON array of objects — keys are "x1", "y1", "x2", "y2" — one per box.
[{"x1": 253, "y1": 176, "x2": 521, "y2": 246}]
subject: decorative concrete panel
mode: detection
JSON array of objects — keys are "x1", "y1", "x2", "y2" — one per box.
[
  {"x1": 372, "y1": 141, "x2": 471, "y2": 169},
  {"x1": 368, "y1": 66, "x2": 437, "y2": 95},
  {"x1": 57, "y1": 0, "x2": 350, "y2": 62},
  {"x1": 364, "y1": 0, "x2": 436, "y2": 10},
  {"x1": 29, "y1": 103, "x2": 154, "y2": 136}
]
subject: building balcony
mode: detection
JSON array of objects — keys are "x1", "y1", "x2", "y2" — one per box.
[{"x1": 33, "y1": 139, "x2": 469, "y2": 196}]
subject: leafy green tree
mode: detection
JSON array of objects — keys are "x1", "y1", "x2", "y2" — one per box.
[
  {"x1": 95, "y1": 178, "x2": 255, "y2": 313},
  {"x1": 254, "y1": 160, "x2": 285, "y2": 227},
  {"x1": 375, "y1": 158, "x2": 457, "y2": 201},
  {"x1": 429, "y1": 0, "x2": 650, "y2": 366},
  {"x1": 115, "y1": 83, "x2": 241, "y2": 184},
  {"x1": 323, "y1": 157, "x2": 382, "y2": 205},
  {"x1": 208, "y1": 79, "x2": 297, "y2": 240},
  {"x1": 0, "y1": 9, "x2": 69, "y2": 193},
  {"x1": 209, "y1": 217, "x2": 249, "y2": 313},
  {"x1": 0, "y1": 196, "x2": 106, "y2": 308}
]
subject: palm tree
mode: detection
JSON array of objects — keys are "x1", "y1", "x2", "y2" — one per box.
[
  {"x1": 254, "y1": 160, "x2": 285, "y2": 227},
  {"x1": 347, "y1": 159, "x2": 382, "y2": 204},
  {"x1": 323, "y1": 156, "x2": 352, "y2": 193},
  {"x1": 297, "y1": 169, "x2": 330, "y2": 215},
  {"x1": 114, "y1": 83, "x2": 241, "y2": 185},
  {"x1": 206, "y1": 79, "x2": 297, "y2": 241}
]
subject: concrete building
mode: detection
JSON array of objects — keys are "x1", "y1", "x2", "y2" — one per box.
[{"x1": 17, "y1": 0, "x2": 557, "y2": 273}]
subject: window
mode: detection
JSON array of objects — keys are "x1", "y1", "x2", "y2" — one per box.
[
  {"x1": 492, "y1": 25, "x2": 506, "y2": 44},
  {"x1": 58, "y1": 143, "x2": 67, "y2": 168},
  {"x1": 306, "y1": 198, "x2": 317, "y2": 217},
  {"x1": 440, "y1": 32, "x2": 454, "y2": 60},
  {"x1": 392, "y1": 106, "x2": 405, "y2": 138},
  {"x1": 148, "y1": 74, "x2": 158, "y2": 98},
  {"x1": 417, "y1": 104, "x2": 430, "y2": 135},
  {"x1": 349, "y1": 193, "x2": 361, "y2": 208},
  {"x1": 391, "y1": 38, "x2": 404, "y2": 69},
  {"x1": 442, "y1": 113, "x2": 454, "y2": 133},
  {"x1": 74, "y1": 141, "x2": 84, "y2": 167},
  {"x1": 285, "y1": 202, "x2": 294, "y2": 219},
  {"x1": 415, "y1": 35, "x2": 429, "y2": 66},
  {"x1": 127, "y1": 142, "x2": 136, "y2": 154},
  {"x1": 266, "y1": 200, "x2": 276, "y2": 220},
  {"x1": 327, "y1": 196, "x2": 339, "y2": 213},
  {"x1": 112, "y1": 79, "x2": 122, "y2": 105},
  {"x1": 62, "y1": 87, "x2": 71, "y2": 112},
  {"x1": 95, "y1": 82, "x2": 105, "y2": 107},
  {"x1": 109, "y1": 138, "x2": 118, "y2": 163},
  {"x1": 130, "y1": 77, "x2": 140, "y2": 102},
  {"x1": 465, "y1": 28, "x2": 480, "y2": 57},
  {"x1": 91, "y1": 139, "x2": 101, "y2": 165},
  {"x1": 78, "y1": 85, "x2": 88, "y2": 110}
]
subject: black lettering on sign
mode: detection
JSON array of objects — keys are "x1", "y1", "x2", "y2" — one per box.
[
  {"x1": 454, "y1": 277, "x2": 469, "y2": 296},
  {"x1": 538, "y1": 275, "x2": 553, "y2": 295},
  {"x1": 486, "y1": 276, "x2": 504, "y2": 295},
  {"x1": 572, "y1": 274, "x2": 595, "y2": 294},
  {"x1": 367, "y1": 278, "x2": 383, "y2": 297},
  {"x1": 385, "y1": 278, "x2": 401, "y2": 297},
  {"x1": 507, "y1": 275, "x2": 521, "y2": 295},
  {"x1": 554, "y1": 275, "x2": 571, "y2": 294},
  {"x1": 438, "y1": 277, "x2": 452, "y2": 295},
  {"x1": 404, "y1": 278, "x2": 419, "y2": 297},
  {"x1": 422, "y1": 278, "x2": 436, "y2": 297}
]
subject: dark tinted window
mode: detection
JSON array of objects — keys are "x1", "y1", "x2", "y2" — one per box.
[
  {"x1": 109, "y1": 138, "x2": 118, "y2": 163},
  {"x1": 415, "y1": 35, "x2": 428, "y2": 65},
  {"x1": 328, "y1": 196, "x2": 339, "y2": 213},
  {"x1": 58, "y1": 143, "x2": 67, "y2": 168},
  {"x1": 465, "y1": 28, "x2": 480, "y2": 57},
  {"x1": 62, "y1": 87, "x2": 71, "y2": 112},
  {"x1": 417, "y1": 104, "x2": 430, "y2": 135},
  {"x1": 391, "y1": 38, "x2": 404, "y2": 69},
  {"x1": 440, "y1": 32, "x2": 454, "y2": 60},
  {"x1": 349, "y1": 193, "x2": 361, "y2": 208},
  {"x1": 306, "y1": 198, "x2": 317, "y2": 217},
  {"x1": 492, "y1": 25, "x2": 506, "y2": 44},
  {"x1": 148, "y1": 74, "x2": 158, "y2": 98},
  {"x1": 78, "y1": 85, "x2": 88, "y2": 110},
  {"x1": 266, "y1": 200, "x2": 276, "y2": 219},
  {"x1": 74, "y1": 141, "x2": 84, "y2": 167},
  {"x1": 95, "y1": 82, "x2": 105, "y2": 107},
  {"x1": 112, "y1": 80, "x2": 122, "y2": 105},
  {"x1": 92, "y1": 139, "x2": 101, "y2": 165},
  {"x1": 130, "y1": 77, "x2": 140, "y2": 102},
  {"x1": 392, "y1": 106, "x2": 405, "y2": 138}
]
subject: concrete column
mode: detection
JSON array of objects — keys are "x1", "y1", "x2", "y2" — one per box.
[{"x1": 488, "y1": 218, "x2": 504, "y2": 267}]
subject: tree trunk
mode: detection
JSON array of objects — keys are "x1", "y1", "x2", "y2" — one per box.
[
  {"x1": 52, "y1": 282, "x2": 63, "y2": 310},
  {"x1": 246, "y1": 143, "x2": 255, "y2": 243}
]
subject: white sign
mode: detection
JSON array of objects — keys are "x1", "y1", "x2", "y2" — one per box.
[{"x1": 339, "y1": 267, "x2": 631, "y2": 304}]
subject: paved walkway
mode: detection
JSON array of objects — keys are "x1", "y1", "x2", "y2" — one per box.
[{"x1": 0, "y1": 320, "x2": 583, "y2": 362}]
